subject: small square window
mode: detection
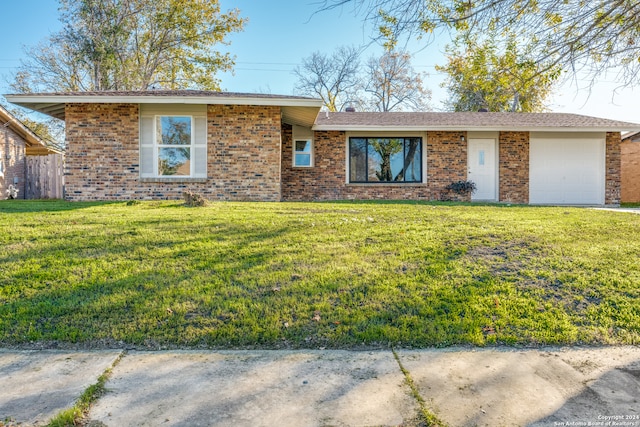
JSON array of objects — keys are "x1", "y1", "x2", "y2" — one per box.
[{"x1": 294, "y1": 139, "x2": 313, "y2": 167}]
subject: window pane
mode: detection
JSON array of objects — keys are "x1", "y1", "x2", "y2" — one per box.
[
  {"x1": 295, "y1": 154, "x2": 311, "y2": 166},
  {"x1": 349, "y1": 138, "x2": 368, "y2": 182},
  {"x1": 158, "y1": 116, "x2": 191, "y2": 146},
  {"x1": 369, "y1": 138, "x2": 403, "y2": 182},
  {"x1": 295, "y1": 140, "x2": 311, "y2": 153},
  {"x1": 367, "y1": 141, "x2": 383, "y2": 181},
  {"x1": 158, "y1": 147, "x2": 191, "y2": 176},
  {"x1": 389, "y1": 138, "x2": 406, "y2": 181},
  {"x1": 403, "y1": 138, "x2": 422, "y2": 182}
]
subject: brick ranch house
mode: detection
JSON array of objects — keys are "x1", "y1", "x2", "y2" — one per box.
[
  {"x1": 0, "y1": 104, "x2": 60, "y2": 199},
  {"x1": 6, "y1": 90, "x2": 640, "y2": 205}
]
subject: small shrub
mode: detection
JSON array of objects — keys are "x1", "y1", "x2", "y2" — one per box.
[
  {"x1": 441, "y1": 180, "x2": 477, "y2": 201},
  {"x1": 183, "y1": 190, "x2": 208, "y2": 207},
  {"x1": 446, "y1": 180, "x2": 477, "y2": 195},
  {"x1": 126, "y1": 200, "x2": 140, "y2": 206}
]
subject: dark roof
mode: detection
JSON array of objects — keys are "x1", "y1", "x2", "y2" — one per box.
[
  {"x1": 5, "y1": 90, "x2": 318, "y2": 101},
  {"x1": 313, "y1": 111, "x2": 640, "y2": 131}
]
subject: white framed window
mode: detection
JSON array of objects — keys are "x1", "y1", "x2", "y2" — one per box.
[
  {"x1": 140, "y1": 105, "x2": 207, "y2": 179},
  {"x1": 292, "y1": 125, "x2": 314, "y2": 168},
  {"x1": 0, "y1": 151, "x2": 4, "y2": 178},
  {"x1": 156, "y1": 116, "x2": 193, "y2": 176},
  {"x1": 294, "y1": 139, "x2": 313, "y2": 167}
]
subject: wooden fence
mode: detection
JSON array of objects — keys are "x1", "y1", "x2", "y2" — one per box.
[{"x1": 26, "y1": 154, "x2": 64, "y2": 199}]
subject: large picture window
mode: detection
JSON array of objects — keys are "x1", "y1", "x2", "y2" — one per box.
[{"x1": 349, "y1": 137, "x2": 422, "y2": 183}]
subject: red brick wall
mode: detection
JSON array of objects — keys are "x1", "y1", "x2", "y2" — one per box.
[
  {"x1": 621, "y1": 138, "x2": 640, "y2": 203},
  {"x1": 427, "y1": 131, "x2": 468, "y2": 201},
  {"x1": 65, "y1": 103, "x2": 140, "y2": 200},
  {"x1": 606, "y1": 132, "x2": 621, "y2": 205},
  {"x1": 281, "y1": 128, "x2": 469, "y2": 201},
  {"x1": 64, "y1": 103, "x2": 282, "y2": 201},
  {"x1": 498, "y1": 131, "x2": 529, "y2": 204},
  {"x1": 1, "y1": 126, "x2": 27, "y2": 199},
  {"x1": 281, "y1": 127, "x2": 348, "y2": 200},
  {"x1": 207, "y1": 105, "x2": 282, "y2": 201}
]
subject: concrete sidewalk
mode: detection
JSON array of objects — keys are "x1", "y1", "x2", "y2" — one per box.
[
  {"x1": 1, "y1": 347, "x2": 639, "y2": 427},
  {"x1": 593, "y1": 207, "x2": 640, "y2": 214}
]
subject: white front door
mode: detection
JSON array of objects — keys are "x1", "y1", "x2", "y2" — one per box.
[{"x1": 468, "y1": 138, "x2": 497, "y2": 201}]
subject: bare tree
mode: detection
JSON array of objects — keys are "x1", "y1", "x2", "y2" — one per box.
[
  {"x1": 318, "y1": 0, "x2": 640, "y2": 87},
  {"x1": 293, "y1": 46, "x2": 362, "y2": 112},
  {"x1": 364, "y1": 50, "x2": 431, "y2": 111},
  {"x1": 294, "y1": 47, "x2": 431, "y2": 112}
]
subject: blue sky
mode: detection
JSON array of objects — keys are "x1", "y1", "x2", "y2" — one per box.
[{"x1": 1, "y1": 0, "x2": 638, "y2": 122}]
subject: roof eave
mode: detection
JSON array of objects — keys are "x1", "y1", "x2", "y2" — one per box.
[
  {"x1": 26, "y1": 144, "x2": 64, "y2": 156},
  {"x1": 5, "y1": 94, "x2": 323, "y2": 121},
  {"x1": 312, "y1": 125, "x2": 640, "y2": 132},
  {"x1": 0, "y1": 105, "x2": 49, "y2": 147}
]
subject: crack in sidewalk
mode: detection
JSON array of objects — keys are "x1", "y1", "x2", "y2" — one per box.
[
  {"x1": 46, "y1": 350, "x2": 126, "y2": 427},
  {"x1": 392, "y1": 349, "x2": 448, "y2": 427}
]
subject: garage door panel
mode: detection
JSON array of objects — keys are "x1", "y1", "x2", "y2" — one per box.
[{"x1": 529, "y1": 133, "x2": 605, "y2": 205}]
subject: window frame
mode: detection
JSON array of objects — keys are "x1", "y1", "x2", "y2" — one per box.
[
  {"x1": 139, "y1": 104, "x2": 207, "y2": 181},
  {"x1": 348, "y1": 136, "x2": 424, "y2": 184},
  {"x1": 293, "y1": 138, "x2": 313, "y2": 168},
  {"x1": 155, "y1": 115, "x2": 194, "y2": 178}
]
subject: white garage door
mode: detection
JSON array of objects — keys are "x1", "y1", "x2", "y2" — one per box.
[{"x1": 529, "y1": 132, "x2": 605, "y2": 205}]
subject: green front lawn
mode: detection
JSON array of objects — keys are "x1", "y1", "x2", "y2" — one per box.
[{"x1": 1, "y1": 200, "x2": 639, "y2": 349}]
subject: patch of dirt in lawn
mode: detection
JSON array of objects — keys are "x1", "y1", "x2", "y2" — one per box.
[
  {"x1": 459, "y1": 239, "x2": 605, "y2": 317},
  {"x1": 460, "y1": 238, "x2": 547, "y2": 277}
]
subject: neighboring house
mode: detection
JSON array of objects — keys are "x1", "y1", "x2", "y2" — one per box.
[
  {"x1": 0, "y1": 105, "x2": 62, "y2": 199},
  {"x1": 6, "y1": 90, "x2": 640, "y2": 205},
  {"x1": 621, "y1": 131, "x2": 640, "y2": 203}
]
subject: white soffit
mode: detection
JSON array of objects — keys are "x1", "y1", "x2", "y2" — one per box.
[
  {"x1": 5, "y1": 94, "x2": 323, "y2": 121},
  {"x1": 282, "y1": 106, "x2": 320, "y2": 127}
]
